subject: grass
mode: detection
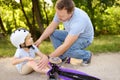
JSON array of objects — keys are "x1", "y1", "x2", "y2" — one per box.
[
  {"x1": 39, "y1": 41, "x2": 54, "y2": 55},
  {"x1": 0, "y1": 35, "x2": 120, "y2": 57},
  {"x1": 86, "y1": 35, "x2": 120, "y2": 53},
  {"x1": 0, "y1": 37, "x2": 16, "y2": 57}
]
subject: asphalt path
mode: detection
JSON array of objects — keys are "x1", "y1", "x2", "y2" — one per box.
[{"x1": 0, "y1": 52, "x2": 120, "y2": 80}]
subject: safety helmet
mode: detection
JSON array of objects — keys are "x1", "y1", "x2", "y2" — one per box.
[{"x1": 10, "y1": 28, "x2": 29, "y2": 48}]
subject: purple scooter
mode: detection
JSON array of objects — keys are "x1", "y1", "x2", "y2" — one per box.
[{"x1": 47, "y1": 57, "x2": 100, "y2": 80}]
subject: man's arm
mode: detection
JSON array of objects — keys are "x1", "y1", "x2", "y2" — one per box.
[
  {"x1": 49, "y1": 34, "x2": 79, "y2": 57},
  {"x1": 35, "y1": 21, "x2": 59, "y2": 46}
]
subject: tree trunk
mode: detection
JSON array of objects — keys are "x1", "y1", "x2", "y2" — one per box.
[
  {"x1": 13, "y1": 10, "x2": 17, "y2": 29},
  {"x1": 20, "y1": 0, "x2": 37, "y2": 40},
  {"x1": 32, "y1": 0, "x2": 44, "y2": 33},
  {"x1": 20, "y1": 0, "x2": 31, "y2": 27},
  {"x1": 43, "y1": 0, "x2": 49, "y2": 26},
  {"x1": 0, "y1": 16, "x2": 6, "y2": 36},
  {"x1": 87, "y1": 0, "x2": 96, "y2": 31}
]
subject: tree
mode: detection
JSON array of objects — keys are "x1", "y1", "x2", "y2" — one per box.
[
  {"x1": 32, "y1": 0, "x2": 44, "y2": 33},
  {"x1": 0, "y1": 16, "x2": 6, "y2": 36},
  {"x1": 1, "y1": 0, "x2": 120, "y2": 37},
  {"x1": 74, "y1": 0, "x2": 118, "y2": 35}
]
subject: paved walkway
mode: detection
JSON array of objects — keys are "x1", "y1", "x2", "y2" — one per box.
[{"x1": 0, "y1": 53, "x2": 120, "y2": 80}]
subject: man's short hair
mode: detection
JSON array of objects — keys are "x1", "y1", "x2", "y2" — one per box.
[{"x1": 55, "y1": 0, "x2": 75, "y2": 14}]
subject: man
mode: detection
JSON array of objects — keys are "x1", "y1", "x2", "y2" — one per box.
[{"x1": 35, "y1": 0, "x2": 94, "y2": 69}]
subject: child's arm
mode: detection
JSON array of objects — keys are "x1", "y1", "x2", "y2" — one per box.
[{"x1": 12, "y1": 57, "x2": 34, "y2": 65}]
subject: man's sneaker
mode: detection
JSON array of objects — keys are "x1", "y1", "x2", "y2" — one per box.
[
  {"x1": 81, "y1": 53, "x2": 92, "y2": 66},
  {"x1": 62, "y1": 57, "x2": 71, "y2": 64}
]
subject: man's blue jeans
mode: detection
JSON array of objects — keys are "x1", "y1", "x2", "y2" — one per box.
[{"x1": 50, "y1": 30, "x2": 91, "y2": 61}]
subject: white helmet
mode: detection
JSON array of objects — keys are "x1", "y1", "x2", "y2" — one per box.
[{"x1": 10, "y1": 28, "x2": 29, "y2": 48}]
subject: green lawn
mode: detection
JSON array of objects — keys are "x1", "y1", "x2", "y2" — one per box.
[
  {"x1": 0, "y1": 35, "x2": 120, "y2": 57},
  {"x1": 0, "y1": 37, "x2": 16, "y2": 57},
  {"x1": 86, "y1": 35, "x2": 120, "y2": 53}
]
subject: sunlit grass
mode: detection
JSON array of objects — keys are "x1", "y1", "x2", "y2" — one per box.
[
  {"x1": 0, "y1": 35, "x2": 120, "y2": 57},
  {"x1": 0, "y1": 37, "x2": 16, "y2": 57},
  {"x1": 39, "y1": 41, "x2": 54, "y2": 55},
  {"x1": 86, "y1": 35, "x2": 120, "y2": 54},
  {"x1": 0, "y1": 37, "x2": 54, "y2": 57}
]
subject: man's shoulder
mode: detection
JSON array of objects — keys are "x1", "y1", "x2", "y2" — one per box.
[
  {"x1": 74, "y1": 7, "x2": 88, "y2": 16},
  {"x1": 75, "y1": 7, "x2": 84, "y2": 12}
]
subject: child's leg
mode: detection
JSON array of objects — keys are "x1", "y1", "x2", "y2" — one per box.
[
  {"x1": 20, "y1": 64, "x2": 33, "y2": 75},
  {"x1": 26, "y1": 60, "x2": 50, "y2": 74}
]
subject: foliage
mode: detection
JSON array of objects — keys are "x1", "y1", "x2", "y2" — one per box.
[
  {"x1": 95, "y1": 6, "x2": 120, "y2": 35},
  {"x1": 0, "y1": 0, "x2": 28, "y2": 34},
  {"x1": 0, "y1": 0, "x2": 120, "y2": 37},
  {"x1": 74, "y1": 0, "x2": 120, "y2": 35},
  {"x1": 103, "y1": 7, "x2": 120, "y2": 34}
]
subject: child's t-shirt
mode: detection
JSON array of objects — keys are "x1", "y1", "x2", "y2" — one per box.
[{"x1": 14, "y1": 45, "x2": 39, "y2": 72}]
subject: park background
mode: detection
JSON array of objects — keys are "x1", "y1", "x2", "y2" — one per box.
[{"x1": 0, "y1": 0, "x2": 120, "y2": 57}]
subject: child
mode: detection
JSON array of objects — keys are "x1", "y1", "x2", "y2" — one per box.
[{"x1": 10, "y1": 28, "x2": 49, "y2": 75}]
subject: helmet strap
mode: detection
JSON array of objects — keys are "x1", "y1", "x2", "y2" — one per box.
[{"x1": 20, "y1": 45, "x2": 34, "y2": 49}]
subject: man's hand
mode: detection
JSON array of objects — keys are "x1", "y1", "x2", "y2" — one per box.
[
  {"x1": 37, "y1": 55, "x2": 49, "y2": 70},
  {"x1": 34, "y1": 39, "x2": 41, "y2": 47}
]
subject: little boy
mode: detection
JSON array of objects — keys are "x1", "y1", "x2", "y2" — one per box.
[{"x1": 10, "y1": 28, "x2": 49, "y2": 75}]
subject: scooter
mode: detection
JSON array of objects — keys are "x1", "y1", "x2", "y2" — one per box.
[{"x1": 47, "y1": 57, "x2": 100, "y2": 80}]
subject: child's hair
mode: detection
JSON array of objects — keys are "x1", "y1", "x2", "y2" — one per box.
[{"x1": 10, "y1": 28, "x2": 30, "y2": 48}]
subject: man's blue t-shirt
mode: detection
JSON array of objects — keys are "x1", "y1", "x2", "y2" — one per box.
[{"x1": 53, "y1": 7, "x2": 94, "y2": 43}]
